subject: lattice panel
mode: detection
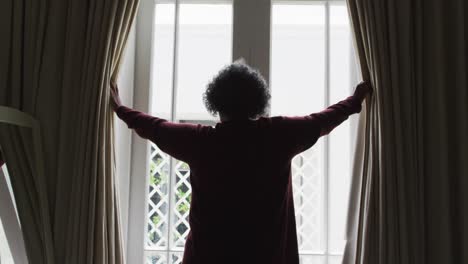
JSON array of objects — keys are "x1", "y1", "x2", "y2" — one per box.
[
  {"x1": 147, "y1": 143, "x2": 171, "y2": 249},
  {"x1": 147, "y1": 143, "x2": 324, "y2": 257},
  {"x1": 171, "y1": 161, "x2": 192, "y2": 248},
  {"x1": 147, "y1": 144, "x2": 192, "y2": 251},
  {"x1": 170, "y1": 252, "x2": 184, "y2": 264},
  {"x1": 292, "y1": 142, "x2": 324, "y2": 252},
  {"x1": 146, "y1": 252, "x2": 167, "y2": 264},
  {"x1": 145, "y1": 252, "x2": 184, "y2": 264}
]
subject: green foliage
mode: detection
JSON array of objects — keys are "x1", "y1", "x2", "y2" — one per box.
[
  {"x1": 152, "y1": 215, "x2": 161, "y2": 226},
  {"x1": 149, "y1": 156, "x2": 168, "y2": 186},
  {"x1": 176, "y1": 187, "x2": 190, "y2": 215},
  {"x1": 148, "y1": 214, "x2": 163, "y2": 243}
]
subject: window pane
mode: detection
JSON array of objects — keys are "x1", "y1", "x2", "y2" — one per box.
[
  {"x1": 171, "y1": 159, "x2": 191, "y2": 249},
  {"x1": 145, "y1": 251, "x2": 166, "y2": 264},
  {"x1": 328, "y1": 3, "x2": 355, "y2": 254},
  {"x1": 272, "y1": 3, "x2": 326, "y2": 254},
  {"x1": 300, "y1": 255, "x2": 326, "y2": 264},
  {"x1": 271, "y1": 4, "x2": 326, "y2": 116},
  {"x1": 176, "y1": 4, "x2": 233, "y2": 121},
  {"x1": 145, "y1": 251, "x2": 184, "y2": 264},
  {"x1": 152, "y1": 3, "x2": 176, "y2": 119},
  {"x1": 148, "y1": 3, "x2": 177, "y2": 251},
  {"x1": 292, "y1": 144, "x2": 325, "y2": 253},
  {"x1": 148, "y1": 1, "x2": 233, "y2": 255},
  {"x1": 147, "y1": 143, "x2": 171, "y2": 250},
  {"x1": 328, "y1": 255, "x2": 344, "y2": 264}
]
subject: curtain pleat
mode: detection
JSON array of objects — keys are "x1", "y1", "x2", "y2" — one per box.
[
  {"x1": 345, "y1": 0, "x2": 468, "y2": 263},
  {"x1": 0, "y1": 0, "x2": 139, "y2": 263},
  {"x1": 0, "y1": 124, "x2": 55, "y2": 263}
]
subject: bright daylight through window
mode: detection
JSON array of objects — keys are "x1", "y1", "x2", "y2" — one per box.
[{"x1": 143, "y1": 1, "x2": 357, "y2": 263}]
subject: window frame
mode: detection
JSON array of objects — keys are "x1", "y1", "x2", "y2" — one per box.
[{"x1": 127, "y1": 0, "x2": 358, "y2": 263}]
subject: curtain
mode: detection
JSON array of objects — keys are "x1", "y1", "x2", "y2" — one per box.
[
  {"x1": 0, "y1": 152, "x2": 28, "y2": 264},
  {"x1": 0, "y1": 107, "x2": 49, "y2": 264},
  {"x1": 344, "y1": 0, "x2": 468, "y2": 263},
  {"x1": 0, "y1": 0, "x2": 139, "y2": 263}
]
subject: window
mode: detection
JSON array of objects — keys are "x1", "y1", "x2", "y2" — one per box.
[
  {"x1": 145, "y1": 1, "x2": 233, "y2": 263},
  {"x1": 130, "y1": 0, "x2": 358, "y2": 263},
  {"x1": 271, "y1": 3, "x2": 356, "y2": 263}
]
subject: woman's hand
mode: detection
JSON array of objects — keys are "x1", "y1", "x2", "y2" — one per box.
[
  {"x1": 110, "y1": 80, "x2": 122, "y2": 111},
  {"x1": 353, "y1": 81, "x2": 373, "y2": 101}
]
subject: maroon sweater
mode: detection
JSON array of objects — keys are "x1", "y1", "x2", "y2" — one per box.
[{"x1": 116, "y1": 96, "x2": 362, "y2": 264}]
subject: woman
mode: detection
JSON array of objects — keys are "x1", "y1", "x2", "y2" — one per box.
[{"x1": 111, "y1": 61, "x2": 371, "y2": 264}]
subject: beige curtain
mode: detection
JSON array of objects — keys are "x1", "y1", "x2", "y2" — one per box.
[
  {"x1": 0, "y1": 0, "x2": 139, "y2": 263},
  {"x1": 0, "y1": 116, "x2": 53, "y2": 264},
  {"x1": 344, "y1": 0, "x2": 468, "y2": 263}
]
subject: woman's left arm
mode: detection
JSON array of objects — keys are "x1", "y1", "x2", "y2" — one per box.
[{"x1": 111, "y1": 82, "x2": 201, "y2": 163}]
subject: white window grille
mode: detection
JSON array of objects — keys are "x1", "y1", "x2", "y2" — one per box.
[
  {"x1": 146, "y1": 144, "x2": 192, "y2": 263},
  {"x1": 129, "y1": 0, "x2": 358, "y2": 263}
]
